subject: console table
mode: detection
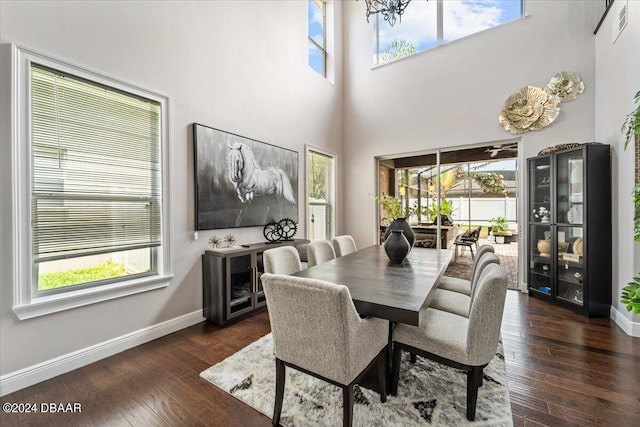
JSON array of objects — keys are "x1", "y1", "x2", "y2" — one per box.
[{"x1": 202, "y1": 239, "x2": 308, "y2": 326}]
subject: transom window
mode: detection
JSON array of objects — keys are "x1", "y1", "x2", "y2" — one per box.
[
  {"x1": 12, "y1": 46, "x2": 172, "y2": 319},
  {"x1": 308, "y1": 0, "x2": 327, "y2": 76},
  {"x1": 374, "y1": 0, "x2": 525, "y2": 65}
]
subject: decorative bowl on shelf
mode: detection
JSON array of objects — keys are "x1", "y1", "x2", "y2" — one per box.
[{"x1": 537, "y1": 239, "x2": 551, "y2": 257}]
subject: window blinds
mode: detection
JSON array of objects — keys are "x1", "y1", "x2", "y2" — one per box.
[{"x1": 30, "y1": 64, "x2": 162, "y2": 263}]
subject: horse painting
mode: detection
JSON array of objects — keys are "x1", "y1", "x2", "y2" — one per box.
[{"x1": 228, "y1": 141, "x2": 296, "y2": 227}]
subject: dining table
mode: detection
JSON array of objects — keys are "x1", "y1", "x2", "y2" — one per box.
[
  {"x1": 292, "y1": 244, "x2": 453, "y2": 391},
  {"x1": 293, "y1": 244, "x2": 453, "y2": 326}
]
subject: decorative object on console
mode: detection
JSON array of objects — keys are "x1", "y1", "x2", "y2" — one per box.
[
  {"x1": 223, "y1": 234, "x2": 237, "y2": 248},
  {"x1": 263, "y1": 218, "x2": 298, "y2": 243},
  {"x1": 193, "y1": 123, "x2": 298, "y2": 230},
  {"x1": 544, "y1": 71, "x2": 585, "y2": 102},
  {"x1": 208, "y1": 235, "x2": 222, "y2": 249},
  {"x1": 384, "y1": 230, "x2": 411, "y2": 264},
  {"x1": 499, "y1": 86, "x2": 560, "y2": 134}
]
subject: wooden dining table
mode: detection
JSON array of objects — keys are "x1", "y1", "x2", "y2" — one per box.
[{"x1": 293, "y1": 245, "x2": 453, "y2": 326}]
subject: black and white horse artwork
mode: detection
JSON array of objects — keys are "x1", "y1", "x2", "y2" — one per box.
[
  {"x1": 193, "y1": 123, "x2": 298, "y2": 230},
  {"x1": 228, "y1": 141, "x2": 296, "y2": 227}
]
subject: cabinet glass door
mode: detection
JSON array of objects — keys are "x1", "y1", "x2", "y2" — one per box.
[
  {"x1": 529, "y1": 156, "x2": 551, "y2": 224},
  {"x1": 529, "y1": 224, "x2": 553, "y2": 295},
  {"x1": 556, "y1": 225, "x2": 584, "y2": 306},
  {"x1": 254, "y1": 251, "x2": 267, "y2": 308},
  {"x1": 556, "y1": 150, "x2": 583, "y2": 226},
  {"x1": 227, "y1": 254, "x2": 253, "y2": 318}
]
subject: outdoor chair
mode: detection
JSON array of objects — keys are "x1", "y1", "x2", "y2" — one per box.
[
  {"x1": 261, "y1": 273, "x2": 388, "y2": 427},
  {"x1": 391, "y1": 263, "x2": 509, "y2": 421},
  {"x1": 453, "y1": 226, "x2": 482, "y2": 261}
]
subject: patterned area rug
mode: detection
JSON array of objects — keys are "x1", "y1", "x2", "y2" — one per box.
[{"x1": 200, "y1": 334, "x2": 513, "y2": 426}]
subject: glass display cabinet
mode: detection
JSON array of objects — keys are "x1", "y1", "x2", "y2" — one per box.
[{"x1": 527, "y1": 144, "x2": 611, "y2": 317}]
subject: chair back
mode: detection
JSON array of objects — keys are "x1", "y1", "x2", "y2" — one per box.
[
  {"x1": 261, "y1": 273, "x2": 362, "y2": 384},
  {"x1": 466, "y1": 264, "x2": 508, "y2": 366},
  {"x1": 263, "y1": 246, "x2": 302, "y2": 275},
  {"x1": 307, "y1": 240, "x2": 336, "y2": 267},
  {"x1": 332, "y1": 235, "x2": 357, "y2": 257},
  {"x1": 468, "y1": 253, "x2": 501, "y2": 309},
  {"x1": 469, "y1": 246, "x2": 497, "y2": 286}
]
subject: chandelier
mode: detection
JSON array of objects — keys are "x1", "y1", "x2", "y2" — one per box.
[{"x1": 362, "y1": 0, "x2": 415, "y2": 27}]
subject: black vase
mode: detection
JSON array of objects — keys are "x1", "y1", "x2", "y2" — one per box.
[
  {"x1": 384, "y1": 218, "x2": 415, "y2": 249},
  {"x1": 384, "y1": 230, "x2": 411, "y2": 264}
]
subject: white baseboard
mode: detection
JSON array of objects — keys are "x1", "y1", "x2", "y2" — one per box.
[
  {"x1": 610, "y1": 306, "x2": 640, "y2": 337},
  {"x1": 0, "y1": 310, "x2": 204, "y2": 396}
]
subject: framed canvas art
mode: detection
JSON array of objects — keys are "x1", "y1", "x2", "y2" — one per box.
[{"x1": 193, "y1": 123, "x2": 298, "y2": 230}]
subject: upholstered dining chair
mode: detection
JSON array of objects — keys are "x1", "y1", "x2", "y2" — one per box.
[
  {"x1": 438, "y1": 244, "x2": 495, "y2": 296},
  {"x1": 429, "y1": 252, "x2": 500, "y2": 318},
  {"x1": 307, "y1": 239, "x2": 337, "y2": 267},
  {"x1": 332, "y1": 235, "x2": 357, "y2": 257},
  {"x1": 263, "y1": 246, "x2": 303, "y2": 275},
  {"x1": 261, "y1": 273, "x2": 388, "y2": 427},
  {"x1": 391, "y1": 263, "x2": 508, "y2": 421}
]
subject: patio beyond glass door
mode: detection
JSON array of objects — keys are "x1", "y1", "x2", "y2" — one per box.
[{"x1": 307, "y1": 149, "x2": 335, "y2": 241}]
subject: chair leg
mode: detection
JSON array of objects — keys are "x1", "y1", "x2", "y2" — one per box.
[
  {"x1": 273, "y1": 358, "x2": 285, "y2": 426},
  {"x1": 466, "y1": 366, "x2": 483, "y2": 421},
  {"x1": 470, "y1": 245, "x2": 475, "y2": 260},
  {"x1": 343, "y1": 384, "x2": 354, "y2": 427},
  {"x1": 410, "y1": 353, "x2": 417, "y2": 364},
  {"x1": 377, "y1": 349, "x2": 387, "y2": 403},
  {"x1": 390, "y1": 345, "x2": 402, "y2": 396}
]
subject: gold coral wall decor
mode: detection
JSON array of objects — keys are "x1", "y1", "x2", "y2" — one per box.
[
  {"x1": 499, "y1": 86, "x2": 560, "y2": 134},
  {"x1": 544, "y1": 71, "x2": 585, "y2": 102}
]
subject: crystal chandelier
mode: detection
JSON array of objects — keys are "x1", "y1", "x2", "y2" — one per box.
[{"x1": 362, "y1": 0, "x2": 415, "y2": 27}]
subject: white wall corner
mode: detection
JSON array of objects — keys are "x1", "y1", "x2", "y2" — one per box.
[
  {"x1": 0, "y1": 310, "x2": 205, "y2": 397},
  {"x1": 610, "y1": 306, "x2": 640, "y2": 337}
]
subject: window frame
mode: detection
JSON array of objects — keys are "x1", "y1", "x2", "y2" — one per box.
[
  {"x1": 305, "y1": 146, "x2": 337, "y2": 242},
  {"x1": 308, "y1": 0, "x2": 327, "y2": 77},
  {"x1": 11, "y1": 45, "x2": 173, "y2": 320},
  {"x1": 374, "y1": 0, "x2": 525, "y2": 66}
]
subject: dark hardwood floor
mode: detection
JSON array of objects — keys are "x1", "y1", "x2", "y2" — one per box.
[{"x1": 1, "y1": 291, "x2": 639, "y2": 426}]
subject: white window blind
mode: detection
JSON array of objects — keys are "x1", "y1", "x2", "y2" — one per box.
[{"x1": 30, "y1": 64, "x2": 162, "y2": 264}]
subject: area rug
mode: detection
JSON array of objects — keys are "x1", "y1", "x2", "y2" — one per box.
[{"x1": 200, "y1": 334, "x2": 512, "y2": 426}]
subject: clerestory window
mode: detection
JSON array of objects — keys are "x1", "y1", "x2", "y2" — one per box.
[
  {"x1": 308, "y1": 0, "x2": 327, "y2": 76},
  {"x1": 12, "y1": 46, "x2": 172, "y2": 319},
  {"x1": 374, "y1": 0, "x2": 525, "y2": 65}
]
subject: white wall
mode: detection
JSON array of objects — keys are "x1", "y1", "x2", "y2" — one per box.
[
  {"x1": 0, "y1": 1, "x2": 343, "y2": 383},
  {"x1": 594, "y1": 0, "x2": 640, "y2": 331},
  {"x1": 342, "y1": 1, "x2": 600, "y2": 249}
]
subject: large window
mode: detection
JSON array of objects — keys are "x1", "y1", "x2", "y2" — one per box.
[
  {"x1": 374, "y1": 0, "x2": 524, "y2": 65},
  {"x1": 308, "y1": 0, "x2": 327, "y2": 76},
  {"x1": 12, "y1": 47, "x2": 171, "y2": 319}
]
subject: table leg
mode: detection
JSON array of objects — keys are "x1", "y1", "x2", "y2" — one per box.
[{"x1": 386, "y1": 321, "x2": 395, "y2": 394}]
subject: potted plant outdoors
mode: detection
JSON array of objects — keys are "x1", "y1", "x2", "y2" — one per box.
[
  {"x1": 373, "y1": 194, "x2": 418, "y2": 247},
  {"x1": 489, "y1": 216, "x2": 511, "y2": 244},
  {"x1": 423, "y1": 199, "x2": 455, "y2": 225},
  {"x1": 621, "y1": 90, "x2": 640, "y2": 314}
]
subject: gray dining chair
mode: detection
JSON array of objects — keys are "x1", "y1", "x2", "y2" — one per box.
[
  {"x1": 429, "y1": 253, "x2": 500, "y2": 317},
  {"x1": 263, "y1": 246, "x2": 303, "y2": 275},
  {"x1": 261, "y1": 273, "x2": 388, "y2": 427},
  {"x1": 307, "y1": 239, "x2": 337, "y2": 267},
  {"x1": 332, "y1": 235, "x2": 357, "y2": 257},
  {"x1": 391, "y1": 263, "x2": 509, "y2": 421},
  {"x1": 438, "y1": 244, "x2": 495, "y2": 295}
]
